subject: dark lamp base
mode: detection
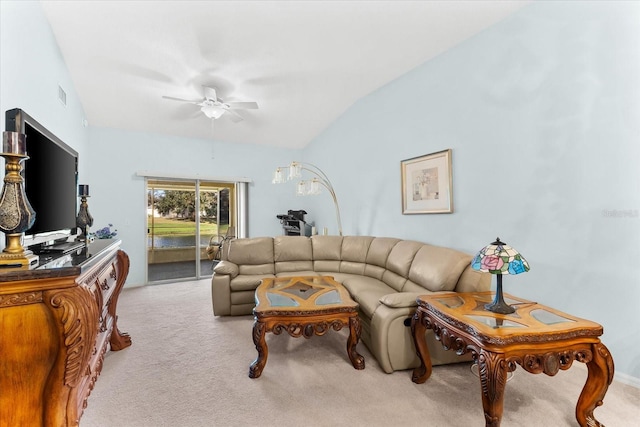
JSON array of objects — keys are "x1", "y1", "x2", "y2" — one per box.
[
  {"x1": 485, "y1": 275, "x2": 515, "y2": 315},
  {"x1": 484, "y1": 299, "x2": 516, "y2": 315}
]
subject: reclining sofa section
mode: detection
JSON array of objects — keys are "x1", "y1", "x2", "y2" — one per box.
[{"x1": 211, "y1": 235, "x2": 490, "y2": 374}]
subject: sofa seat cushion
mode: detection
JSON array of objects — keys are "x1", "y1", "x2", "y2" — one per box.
[
  {"x1": 275, "y1": 271, "x2": 319, "y2": 278},
  {"x1": 230, "y1": 290, "x2": 255, "y2": 305},
  {"x1": 230, "y1": 274, "x2": 275, "y2": 292},
  {"x1": 313, "y1": 260, "x2": 341, "y2": 272},
  {"x1": 341, "y1": 276, "x2": 396, "y2": 318},
  {"x1": 275, "y1": 260, "x2": 314, "y2": 273},
  {"x1": 314, "y1": 272, "x2": 361, "y2": 285}
]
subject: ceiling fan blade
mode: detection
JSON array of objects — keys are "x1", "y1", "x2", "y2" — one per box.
[
  {"x1": 225, "y1": 110, "x2": 244, "y2": 123},
  {"x1": 203, "y1": 86, "x2": 218, "y2": 101},
  {"x1": 162, "y1": 95, "x2": 201, "y2": 104},
  {"x1": 172, "y1": 103, "x2": 202, "y2": 120},
  {"x1": 226, "y1": 101, "x2": 259, "y2": 110}
]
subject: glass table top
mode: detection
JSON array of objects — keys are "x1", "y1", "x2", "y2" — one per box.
[
  {"x1": 422, "y1": 292, "x2": 601, "y2": 338},
  {"x1": 256, "y1": 276, "x2": 355, "y2": 312},
  {"x1": 530, "y1": 309, "x2": 575, "y2": 325},
  {"x1": 267, "y1": 289, "x2": 341, "y2": 307},
  {"x1": 465, "y1": 315, "x2": 526, "y2": 329}
]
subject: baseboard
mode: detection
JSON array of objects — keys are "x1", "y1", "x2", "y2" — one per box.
[
  {"x1": 615, "y1": 371, "x2": 640, "y2": 389},
  {"x1": 572, "y1": 360, "x2": 640, "y2": 389}
]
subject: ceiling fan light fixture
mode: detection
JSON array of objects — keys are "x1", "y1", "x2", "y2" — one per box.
[
  {"x1": 201, "y1": 104, "x2": 225, "y2": 119},
  {"x1": 164, "y1": 86, "x2": 257, "y2": 123}
]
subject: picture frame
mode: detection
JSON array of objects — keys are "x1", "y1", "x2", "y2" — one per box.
[{"x1": 401, "y1": 149, "x2": 453, "y2": 214}]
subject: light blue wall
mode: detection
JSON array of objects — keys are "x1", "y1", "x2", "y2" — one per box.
[
  {"x1": 0, "y1": 0, "x2": 89, "y2": 175},
  {"x1": 303, "y1": 2, "x2": 640, "y2": 383},
  {"x1": 86, "y1": 127, "x2": 297, "y2": 285}
]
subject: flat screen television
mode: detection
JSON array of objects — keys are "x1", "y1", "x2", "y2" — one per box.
[{"x1": 5, "y1": 108, "x2": 79, "y2": 248}]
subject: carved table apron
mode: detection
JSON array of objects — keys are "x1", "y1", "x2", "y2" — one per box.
[
  {"x1": 410, "y1": 292, "x2": 614, "y2": 427},
  {"x1": 249, "y1": 276, "x2": 365, "y2": 379}
]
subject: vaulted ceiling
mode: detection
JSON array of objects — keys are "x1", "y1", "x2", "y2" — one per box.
[{"x1": 41, "y1": 1, "x2": 529, "y2": 149}]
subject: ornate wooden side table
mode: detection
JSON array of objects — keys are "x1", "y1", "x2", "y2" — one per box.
[
  {"x1": 249, "y1": 276, "x2": 365, "y2": 378},
  {"x1": 411, "y1": 291, "x2": 614, "y2": 427}
]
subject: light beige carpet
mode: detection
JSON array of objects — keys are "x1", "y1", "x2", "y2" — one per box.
[{"x1": 81, "y1": 279, "x2": 639, "y2": 426}]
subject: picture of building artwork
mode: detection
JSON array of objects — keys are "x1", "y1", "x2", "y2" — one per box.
[{"x1": 412, "y1": 167, "x2": 439, "y2": 201}]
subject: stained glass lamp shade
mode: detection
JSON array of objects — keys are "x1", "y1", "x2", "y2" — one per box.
[{"x1": 471, "y1": 238, "x2": 530, "y2": 314}]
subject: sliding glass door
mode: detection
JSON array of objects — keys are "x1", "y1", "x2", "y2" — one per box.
[
  {"x1": 147, "y1": 179, "x2": 236, "y2": 283},
  {"x1": 198, "y1": 182, "x2": 235, "y2": 270}
]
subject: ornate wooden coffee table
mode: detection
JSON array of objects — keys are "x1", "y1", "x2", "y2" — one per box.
[
  {"x1": 249, "y1": 276, "x2": 365, "y2": 378},
  {"x1": 411, "y1": 291, "x2": 614, "y2": 427}
]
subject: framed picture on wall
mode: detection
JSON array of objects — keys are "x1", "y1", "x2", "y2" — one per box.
[{"x1": 401, "y1": 149, "x2": 453, "y2": 214}]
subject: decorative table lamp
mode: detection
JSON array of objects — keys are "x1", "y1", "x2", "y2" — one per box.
[
  {"x1": 0, "y1": 131, "x2": 37, "y2": 267},
  {"x1": 471, "y1": 237, "x2": 530, "y2": 314},
  {"x1": 76, "y1": 184, "x2": 93, "y2": 242}
]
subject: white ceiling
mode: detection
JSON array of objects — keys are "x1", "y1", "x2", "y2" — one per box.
[{"x1": 41, "y1": 1, "x2": 529, "y2": 149}]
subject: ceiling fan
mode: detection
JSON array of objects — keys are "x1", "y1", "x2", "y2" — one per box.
[{"x1": 162, "y1": 86, "x2": 258, "y2": 122}]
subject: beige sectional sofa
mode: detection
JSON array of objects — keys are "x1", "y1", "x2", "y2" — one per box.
[{"x1": 211, "y1": 235, "x2": 490, "y2": 373}]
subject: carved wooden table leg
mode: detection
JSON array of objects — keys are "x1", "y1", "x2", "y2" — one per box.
[
  {"x1": 477, "y1": 350, "x2": 509, "y2": 427},
  {"x1": 249, "y1": 320, "x2": 268, "y2": 378},
  {"x1": 411, "y1": 309, "x2": 433, "y2": 384},
  {"x1": 108, "y1": 250, "x2": 132, "y2": 351},
  {"x1": 576, "y1": 342, "x2": 615, "y2": 427},
  {"x1": 347, "y1": 315, "x2": 365, "y2": 370}
]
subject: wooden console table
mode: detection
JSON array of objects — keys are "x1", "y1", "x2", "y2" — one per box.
[
  {"x1": 411, "y1": 292, "x2": 614, "y2": 427},
  {"x1": 0, "y1": 239, "x2": 131, "y2": 427}
]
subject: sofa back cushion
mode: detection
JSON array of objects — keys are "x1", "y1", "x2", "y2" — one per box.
[
  {"x1": 341, "y1": 236, "x2": 373, "y2": 262},
  {"x1": 311, "y1": 235, "x2": 343, "y2": 272},
  {"x1": 227, "y1": 237, "x2": 275, "y2": 275},
  {"x1": 405, "y1": 244, "x2": 472, "y2": 292},
  {"x1": 340, "y1": 236, "x2": 373, "y2": 275},
  {"x1": 455, "y1": 267, "x2": 491, "y2": 292},
  {"x1": 364, "y1": 237, "x2": 400, "y2": 280},
  {"x1": 274, "y1": 236, "x2": 313, "y2": 273},
  {"x1": 382, "y1": 240, "x2": 423, "y2": 291}
]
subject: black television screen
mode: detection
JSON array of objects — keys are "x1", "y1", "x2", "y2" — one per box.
[{"x1": 5, "y1": 109, "x2": 78, "y2": 246}]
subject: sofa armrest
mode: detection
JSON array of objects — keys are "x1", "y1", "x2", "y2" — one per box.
[
  {"x1": 378, "y1": 292, "x2": 424, "y2": 308},
  {"x1": 370, "y1": 304, "x2": 417, "y2": 373},
  {"x1": 213, "y1": 260, "x2": 239, "y2": 278},
  {"x1": 211, "y1": 274, "x2": 232, "y2": 316}
]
